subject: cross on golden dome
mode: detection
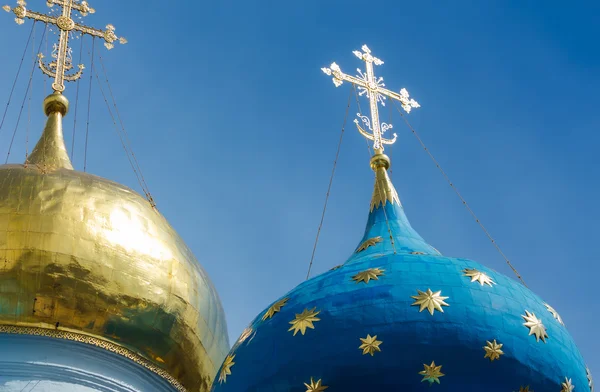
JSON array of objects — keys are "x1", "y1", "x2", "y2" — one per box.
[
  {"x1": 3, "y1": 0, "x2": 126, "y2": 93},
  {"x1": 322, "y1": 45, "x2": 420, "y2": 151}
]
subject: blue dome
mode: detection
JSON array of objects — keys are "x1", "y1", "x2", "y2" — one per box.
[{"x1": 212, "y1": 153, "x2": 592, "y2": 392}]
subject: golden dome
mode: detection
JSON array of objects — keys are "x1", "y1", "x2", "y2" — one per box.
[{"x1": 0, "y1": 93, "x2": 229, "y2": 391}]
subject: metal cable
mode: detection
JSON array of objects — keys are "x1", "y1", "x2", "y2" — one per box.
[
  {"x1": 306, "y1": 89, "x2": 352, "y2": 280},
  {"x1": 18, "y1": 381, "x2": 32, "y2": 392},
  {"x1": 70, "y1": 35, "x2": 84, "y2": 161},
  {"x1": 96, "y1": 52, "x2": 155, "y2": 208},
  {"x1": 83, "y1": 37, "x2": 95, "y2": 172},
  {"x1": 89, "y1": 48, "x2": 151, "y2": 207},
  {"x1": 0, "y1": 22, "x2": 35, "y2": 138},
  {"x1": 388, "y1": 98, "x2": 393, "y2": 177},
  {"x1": 25, "y1": 22, "x2": 36, "y2": 163},
  {"x1": 43, "y1": 25, "x2": 48, "y2": 96},
  {"x1": 393, "y1": 101, "x2": 527, "y2": 286},
  {"x1": 5, "y1": 24, "x2": 47, "y2": 164}
]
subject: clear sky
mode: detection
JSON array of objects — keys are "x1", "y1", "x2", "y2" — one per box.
[{"x1": 0, "y1": 0, "x2": 598, "y2": 383}]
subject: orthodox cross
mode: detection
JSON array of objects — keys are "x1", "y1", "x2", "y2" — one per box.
[
  {"x1": 3, "y1": 0, "x2": 126, "y2": 93},
  {"x1": 322, "y1": 45, "x2": 420, "y2": 151}
]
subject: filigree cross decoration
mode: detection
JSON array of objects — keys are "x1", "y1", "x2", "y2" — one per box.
[
  {"x1": 3, "y1": 0, "x2": 126, "y2": 93},
  {"x1": 322, "y1": 45, "x2": 420, "y2": 151}
]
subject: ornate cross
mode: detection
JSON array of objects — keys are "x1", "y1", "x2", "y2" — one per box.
[
  {"x1": 322, "y1": 45, "x2": 420, "y2": 151},
  {"x1": 3, "y1": 0, "x2": 126, "y2": 93}
]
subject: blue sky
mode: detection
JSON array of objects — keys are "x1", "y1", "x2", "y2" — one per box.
[{"x1": 0, "y1": 0, "x2": 598, "y2": 380}]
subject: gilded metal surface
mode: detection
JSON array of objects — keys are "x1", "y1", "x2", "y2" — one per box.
[
  {"x1": 544, "y1": 303, "x2": 565, "y2": 326},
  {"x1": 411, "y1": 289, "x2": 449, "y2": 315},
  {"x1": 358, "y1": 334, "x2": 382, "y2": 356},
  {"x1": 288, "y1": 308, "x2": 320, "y2": 336},
  {"x1": 261, "y1": 297, "x2": 288, "y2": 321},
  {"x1": 462, "y1": 268, "x2": 496, "y2": 287},
  {"x1": 322, "y1": 45, "x2": 420, "y2": 151},
  {"x1": 355, "y1": 236, "x2": 382, "y2": 252},
  {"x1": 0, "y1": 325, "x2": 186, "y2": 391},
  {"x1": 351, "y1": 267, "x2": 384, "y2": 284},
  {"x1": 218, "y1": 355, "x2": 235, "y2": 384},
  {"x1": 369, "y1": 152, "x2": 400, "y2": 212},
  {"x1": 3, "y1": 0, "x2": 126, "y2": 92},
  {"x1": 483, "y1": 340, "x2": 504, "y2": 361},
  {"x1": 27, "y1": 93, "x2": 73, "y2": 170},
  {"x1": 522, "y1": 310, "x2": 548, "y2": 342},
  {"x1": 419, "y1": 361, "x2": 444, "y2": 384},
  {"x1": 561, "y1": 378, "x2": 575, "y2": 392},
  {"x1": 0, "y1": 94, "x2": 230, "y2": 391},
  {"x1": 304, "y1": 378, "x2": 328, "y2": 392}
]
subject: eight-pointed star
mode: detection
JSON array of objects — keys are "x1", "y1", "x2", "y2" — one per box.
[
  {"x1": 359, "y1": 334, "x2": 383, "y2": 356},
  {"x1": 419, "y1": 361, "x2": 444, "y2": 384},
  {"x1": 411, "y1": 288, "x2": 449, "y2": 315},
  {"x1": 483, "y1": 339, "x2": 504, "y2": 361},
  {"x1": 289, "y1": 307, "x2": 321, "y2": 336}
]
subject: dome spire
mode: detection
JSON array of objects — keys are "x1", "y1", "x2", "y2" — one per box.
[
  {"x1": 322, "y1": 45, "x2": 437, "y2": 257},
  {"x1": 369, "y1": 149, "x2": 400, "y2": 212},
  {"x1": 352, "y1": 149, "x2": 438, "y2": 257},
  {"x1": 27, "y1": 92, "x2": 73, "y2": 170}
]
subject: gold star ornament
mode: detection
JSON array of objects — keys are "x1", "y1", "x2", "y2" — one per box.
[
  {"x1": 517, "y1": 386, "x2": 533, "y2": 392},
  {"x1": 483, "y1": 339, "x2": 504, "y2": 361},
  {"x1": 237, "y1": 326, "x2": 254, "y2": 344},
  {"x1": 359, "y1": 334, "x2": 383, "y2": 356},
  {"x1": 289, "y1": 307, "x2": 321, "y2": 336},
  {"x1": 463, "y1": 268, "x2": 496, "y2": 287},
  {"x1": 304, "y1": 377, "x2": 328, "y2": 392},
  {"x1": 411, "y1": 288, "x2": 449, "y2": 315},
  {"x1": 356, "y1": 236, "x2": 382, "y2": 252},
  {"x1": 522, "y1": 310, "x2": 548, "y2": 343},
  {"x1": 218, "y1": 354, "x2": 235, "y2": 384},
  {"x1": 544, "y1": 303, "x2": 565, "y2": 326},
  {"x1": 419, "y1": 361, "x2": 444, "y2": 384},
  {"x1": 561, "y1": 378, "x2": 575, "y2": 392},
  {"x1": 262, "y1": 297, "x2": 289, "y2": 321},
  {"x1": 352, "y1": 267, "x2": 385, "y2": 284}
]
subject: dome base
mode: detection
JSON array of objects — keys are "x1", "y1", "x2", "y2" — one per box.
[{"x1": 0, "y1": 333, "x2": 179, "y2": 391}]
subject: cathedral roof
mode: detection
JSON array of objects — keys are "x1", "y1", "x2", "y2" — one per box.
[
  {"x1": 0, "y1": 91, "x2": 230, "y2": 392},
  {"x1": 211, "y1": 150, "x2": 590, "y2": 392},
  {"x1": 0, "y1": 2, "x2": 229, "y2": 389},
  {"x1": 210, "y1": 44, "x2": 591, "y2": 392}
]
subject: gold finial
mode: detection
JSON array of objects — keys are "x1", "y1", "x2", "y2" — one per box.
[
  {"x1": 322, "y1": 45, "x2": 420, "y2": 151},
  {"x1": 369, "y1": 151, "x2": 400, "y2": 211},
  {"x1": 27, "y1": 93, "x2": 73, "y2": 170},
  {"x1": 3, "y1": 0, "x2": 126, "y2": 93}
]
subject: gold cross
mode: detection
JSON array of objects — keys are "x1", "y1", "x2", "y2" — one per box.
[
  {"x1": 322, "y1": 45, "x2": 420, "y2": 151},
  {"x1": 3, "y1": 0, "x2": 126, "y2": 93}
]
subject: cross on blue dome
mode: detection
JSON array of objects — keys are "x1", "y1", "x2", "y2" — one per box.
[
  {"x1": 210, "y1": 44, "x2": 592, "y2": 392},
  {"x1": 211, "y1": 148, "x2": 590, "y2": 392}
]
